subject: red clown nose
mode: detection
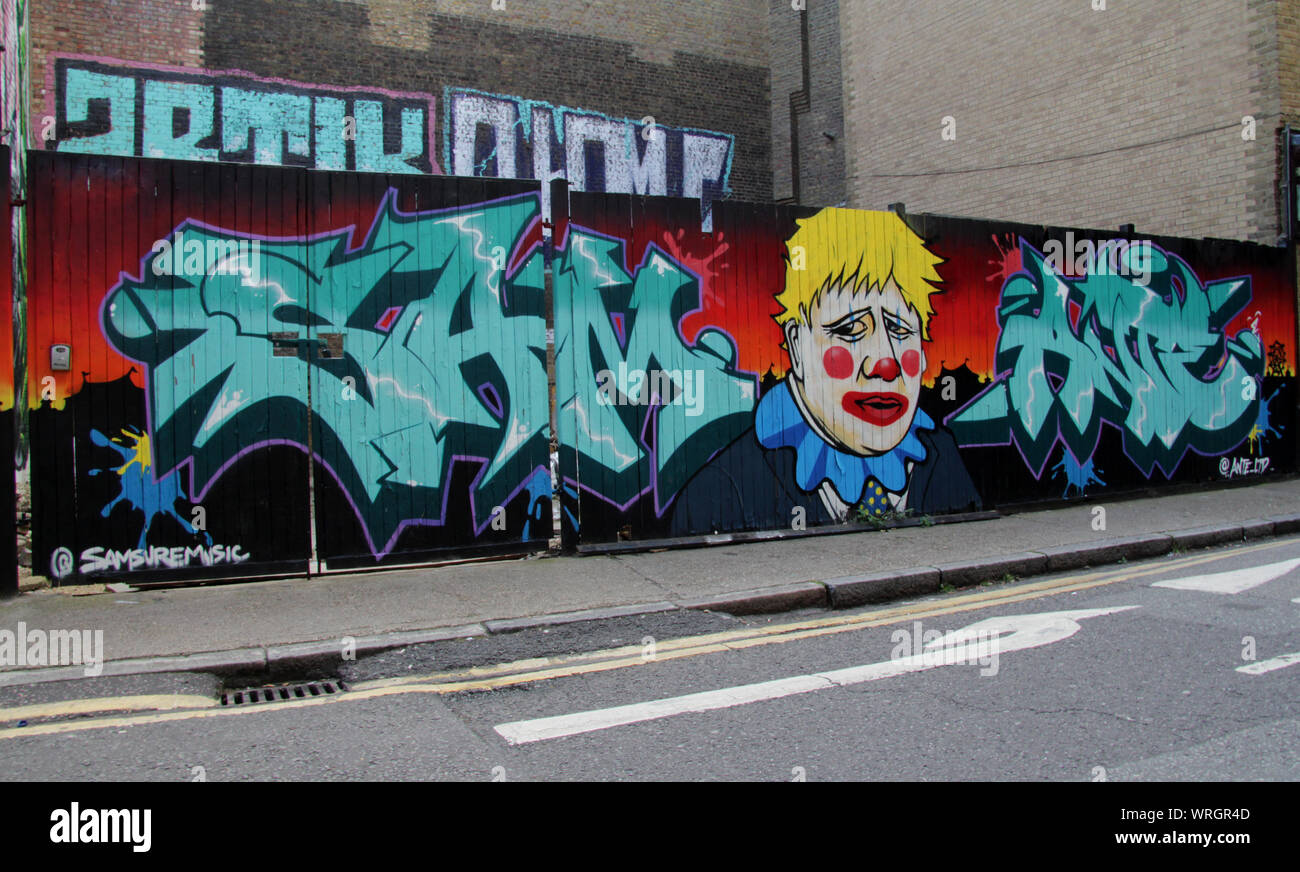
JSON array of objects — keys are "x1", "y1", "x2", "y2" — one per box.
[{"x1": 868, "y1": 357, "x2": 901, "y2": 381}]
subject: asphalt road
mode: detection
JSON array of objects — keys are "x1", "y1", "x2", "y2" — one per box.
[{"x1": 2, "y1": 534, "x2": 1299, "y2": 781}]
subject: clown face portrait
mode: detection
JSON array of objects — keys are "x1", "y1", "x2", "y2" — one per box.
[
  {"x1": 754, "y1": 208, "x2": 979, "y2": 519},
  {"x1": 669, "y1": 208, "x2": 980, "y2": 535},
  {"x1": 781, "y1": 277, "x2": 927, "y2": 457}
]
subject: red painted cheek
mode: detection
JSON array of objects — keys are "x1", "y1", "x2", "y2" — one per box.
[
  {"x1": 822, "y1": 346, "x2": 855, "y2": 380},
  {"x1": 901, "y1": 349, "x2": 921, "y2": 378}
]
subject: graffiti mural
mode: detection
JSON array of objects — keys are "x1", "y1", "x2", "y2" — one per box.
[
  {"x1": 86, "y1": 426, "x2": 210, "y2": 552},
  {"x1": 554, "y1": 194, "x2": 1296, "y2": 545},
  {"x1": 24, "y1": 150, "x2": 1299, "y2": 580},
  {"x1": 553, "y1": 223, "x2": 755, "y2": 522},
  {"x1": 446, "y1": 88, "x2": 733, "y2": 225},
  {"x1": 29, "y1": 152, "x2": 549, "y2": 581},
  {"x1": 3, "y1": 1, "x2": 28, "y2": 451},
  {"x1": 666, "y1": 208, "x2": 979, "y2": 535},
  {"x1": 44, "y1": 58, "x2": 740, "y2": 217},
  {"x1": 949, "y1": 238, "x2": 1264, "y2": 478},
  {"x1": 0, "y1": 141, "x2": 12, "y2": 594},
  {"x1": 47, "y1": 58, "x2": 438, "y2": 173},
  {"x1": 104, "y1": 189, "x2": 549, "y2": 558}
]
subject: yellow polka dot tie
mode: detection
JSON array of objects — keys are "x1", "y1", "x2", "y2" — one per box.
[{"x1": 860, "y1": 480, "x2": 888, "y2": 516}]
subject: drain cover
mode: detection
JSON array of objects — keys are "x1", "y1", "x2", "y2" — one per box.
[{"x1": 220, "y1": 678, "x2": 347, "y2": 707}]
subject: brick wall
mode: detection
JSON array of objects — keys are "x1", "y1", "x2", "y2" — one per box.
[
  {"x1": 1277, "y1": 0, "x2": 1300, "y2": 223},
  {"x1": 336, "y1": 0, "x2": 771, "y2": 66},
  {"x1": 33, "y1": 0, "x2": 203, "y2": 134},
  {"x1": 33, "y1": 0, "x2": 773, "y2": 202},
  {"x1": 1281, "y1": 0, "x2": 1300, "y2": 116},
  {"x1": 769, "y1": 0, "x2": 846, "y2": 207},
  {"x1": 842, "y1": 0, "x2": 1283, "y2": 244}
]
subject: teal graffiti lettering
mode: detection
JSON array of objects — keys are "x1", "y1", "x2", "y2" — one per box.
[
  {"x1": 58, "y1": 67, "x2": 135, "y2": 155},
  {"x1": 949, "y1": 239, "x2": 1262, "y2": 477},
  {"x1": 352, "y1": 100, "x2": 427, "y2": 173},
  {"x1": 141, "y1": 80, "x2": 217, "y2": 162},
  {"x1": 220, "y1": 87, "x2": 312, "y2": 165},
  {"x1": 55, "y1": 60, "x2": 434, "y2": 173},
  {"x1": 102, "y1": 192, "x2": 549, "y2": 558},
  {"x1": 554, "y1": 229, "x2": 754, "y2": 512}
]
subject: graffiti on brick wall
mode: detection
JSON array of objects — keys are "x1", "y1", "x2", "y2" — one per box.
[
  {"x1": 47, "y1": 57, "x2": 438, "y2": 173},
  {"x1": 2, "y1": 0, "x2": 26, "y2": 419},
  {"x1": 44, "y1": 59, "x2": 740, "y2": 222},
  {"x1": 446, "y1": 88, "x2": 733, "y2": 223}
]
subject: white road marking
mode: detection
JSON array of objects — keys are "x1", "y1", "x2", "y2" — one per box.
[
  {"x1": 1151, "y1": 558, "x2": 1300, "y2": 595},
  {"x1": 494, "y1": 606, "x2": 1138, "y2": 745},
  {"x1": 1236, "y1": 652, "x2": 1300, "y2": 676}
]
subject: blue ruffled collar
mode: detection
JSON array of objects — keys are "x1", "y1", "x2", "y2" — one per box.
[{"x1": 755, "y1": 379, "x2": 932, "y2": 503}]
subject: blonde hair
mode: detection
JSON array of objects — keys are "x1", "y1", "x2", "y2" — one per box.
[{"x1": 775, "y1": 209, "x2": 944, "y2": 340}]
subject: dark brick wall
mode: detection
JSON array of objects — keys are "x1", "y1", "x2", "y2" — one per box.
[
  {"x1": 32, "y1": 0, "x2": 772, "y2": 202},
  {"x1": 199, "y1": 1, "x2": 770, "y2": 199},
  {"x1": 32, "y1": 0, "x2": 772, "y2": 199},
  {"x1": 33, "y1": 0, "x2": 203, "y2": 137},
  {"x1": 769, "y1": 0, "x2": 844, "y2": 207}
]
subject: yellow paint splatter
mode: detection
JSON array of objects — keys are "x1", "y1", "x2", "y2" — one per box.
[{"x1": 114, "y1": 429, "x2": 152, "y2": 476}]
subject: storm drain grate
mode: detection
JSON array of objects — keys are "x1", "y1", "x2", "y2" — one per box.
[{"x1": 220, "y1": 678, "x2": 348, "y2": 707}]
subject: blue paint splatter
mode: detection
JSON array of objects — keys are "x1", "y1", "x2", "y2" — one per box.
[
  {"x1": 89, "y1": 427, "x2": 211, "y2": 550},
  {"x1": 1053, "y1": 450, "x2": 1105, "y2": 497},
  {"x1": 1248, "y1": 386, "x2": 1284, "y2": 454}
]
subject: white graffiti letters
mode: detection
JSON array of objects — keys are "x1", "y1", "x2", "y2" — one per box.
[{"x1": 78, "y1": 544, "x2": 250, "y2": 575}]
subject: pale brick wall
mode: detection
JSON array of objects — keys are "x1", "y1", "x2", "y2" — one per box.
[{"x1": 842, "y1": 0, "x2": 1284, "y2": 244}]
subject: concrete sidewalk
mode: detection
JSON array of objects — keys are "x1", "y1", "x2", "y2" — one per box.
[{"x1": 3, "y1": 477, "x2": 1299, "y2": 685}]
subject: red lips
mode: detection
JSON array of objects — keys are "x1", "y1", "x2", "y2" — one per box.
[{"x1": 842, "y1": 392, "x2": 909, "y2": 426}]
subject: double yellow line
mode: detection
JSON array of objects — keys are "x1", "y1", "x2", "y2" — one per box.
[{"x1": 0, "y1": 537, "x2": 1290, "y2": 741}]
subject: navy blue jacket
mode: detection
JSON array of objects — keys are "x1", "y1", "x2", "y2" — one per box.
[{"x1": 669, "y1": 426, "x2": 981, "y2": 536}]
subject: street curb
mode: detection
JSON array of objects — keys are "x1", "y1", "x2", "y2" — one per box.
[
  {"x1": 1169, "y1": 524, "x2": 1244, "y2": 550},
  {"x1": 936, "y1": 551, "x2": 1049, "y2": 588},
  {"x1": 823, "y1": 568, "x2": 941, "y2": 608},
  {"x1": 1266, "y1": 512, "x2": 1300, "y2": 534},
  {"x1": 264, "y1": 624, "x2": 487, "y2": 671},
  {"x1": 677, "y1": 582, "x2": 826, "y2": 615},
  {"x1": 1241, "y1": 519, "x2": 1275, "y2": 539},
  {"x1": 0, "y1": 516, "x2": 1294, "y2": 689},
  {"x1": 483, "y1": 602, "x2": 678, "y2": 634},
  {"x1": 0, "y1": 625, "x2": 489, "y2": 689},
  {"x1": 0, "y1": 648, "x2": 267, "y2": 688}
]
